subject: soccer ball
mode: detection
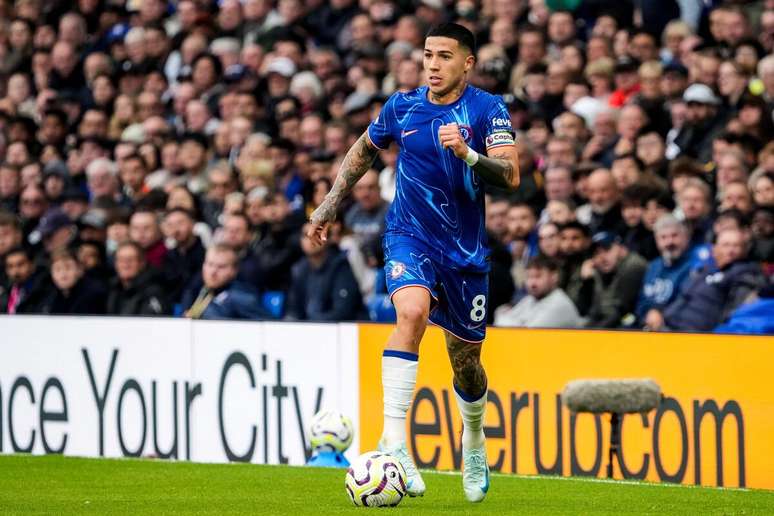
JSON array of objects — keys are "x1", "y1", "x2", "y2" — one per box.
[
  {"x1": 344, "y1": 451, "x2": 407, "y2": 507},
  {"x1": 309, "y1": 410, "x2": 354, "y2": 453}
]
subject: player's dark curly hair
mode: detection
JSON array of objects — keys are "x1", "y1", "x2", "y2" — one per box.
[{"x1": 426, "y1": 23, "x2": 476, "y2": 56}]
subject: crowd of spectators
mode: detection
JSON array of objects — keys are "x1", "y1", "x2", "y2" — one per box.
[{"x1": 0, "y1": 0, "x2": 771, "y2": 333}]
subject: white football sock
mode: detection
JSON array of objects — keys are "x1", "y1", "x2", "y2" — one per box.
[
  {"x1": 381, "y1": 350, "x2": 418, "y2": 446},
  {"x1": 454, "y1": 384, "x2": 487, "y2": 450}
]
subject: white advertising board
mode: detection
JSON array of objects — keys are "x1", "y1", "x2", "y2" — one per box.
[{"x1": 0, "y1": 316, "x2": 359, "y2": 465}]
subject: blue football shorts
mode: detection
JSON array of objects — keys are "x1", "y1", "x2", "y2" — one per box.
[{"x1": 383, "y1": 236, "x2": 488, "y2": 343}]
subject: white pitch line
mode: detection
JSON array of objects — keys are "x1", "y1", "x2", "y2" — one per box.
[{"x1": 421, "y1": 469, "x2": 751, "y2": 492}]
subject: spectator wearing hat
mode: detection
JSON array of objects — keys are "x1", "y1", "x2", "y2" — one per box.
[
  {"x1": 609, "y1": 56, "x2": 642, "y2": 107},
  {"x1": 263, "y1": 57, "x2": 297, "y2": 102},
  {"x1": 648, "y1": 227, "x2": 765, "y2": 331},
  {"x1": 79, "y1": 210, "x2": 108, "y2": 243},
  {"x1": 182, "y1": 243, "x2": 268, "y2": 320},
  {"x1": 584, "y1": 231, "x2": 647, "y2": 328},
  {"x1": 1, "y1": 246, "x2": 50, "y2": 314},
  {"x1": 42, "y1": 160, "x2": 69, "y2": 205},
  {"x1": 495, "y1": 255, "x2": 582, "y2": 328},
  {"x1": 672, "y1": 83, "x2": 726, "y2": 163},
  {"x1": 35, "y1": 208, "x2": 77, "y2": 260},
  {"x1": 60, "y1": 187, "x2": 90, "y2": 222},
  {"x1": 39, "y1": 248, "x2": 107, "y2": 315},
  {"x1": 661, "y1": 61, "x2": 689, "y2": 100},
  {"x1": 107, "y1": 240, "x2": 169, "y2": 316},
  {"x1": 342, "y1": 91, "x2": 375, "y2": 133}
]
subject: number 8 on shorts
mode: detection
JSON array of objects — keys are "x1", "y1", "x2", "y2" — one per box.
[{"x1": 469, "y1": 294, "x2": 486, "y2": 323}]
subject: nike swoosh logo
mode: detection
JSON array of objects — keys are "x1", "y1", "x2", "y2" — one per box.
[{"x1": 401, "y1": 129, "x2": 418, "y2": 138}]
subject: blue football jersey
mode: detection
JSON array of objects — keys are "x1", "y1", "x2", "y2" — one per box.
[{"x1": 367, "y1": 85, "x2": 514, "y2": 272}]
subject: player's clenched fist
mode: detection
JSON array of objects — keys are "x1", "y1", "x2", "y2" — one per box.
[{"x1": 438, "y1": 123, "x2": 468, "y2": 159}]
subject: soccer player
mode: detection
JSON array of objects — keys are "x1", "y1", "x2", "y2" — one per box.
[{"x1": 308, "y1": 23, "x2": 519, "y2": 502}]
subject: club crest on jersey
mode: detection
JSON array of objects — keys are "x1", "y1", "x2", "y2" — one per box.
[
  {"x1": 389, "y1": 261, "x2": 406, "y2": 279},
  {"x1": 458, "y1": 124, "x2": 473, "y2": 143}
]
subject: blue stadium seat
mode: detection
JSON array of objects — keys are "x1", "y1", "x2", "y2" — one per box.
[
  {"x1": 367, "y1": 294, "x2": 396, "y2": 322},
  {"x1": 262, "y1": 291, "x2": 286, "y2": 319}
]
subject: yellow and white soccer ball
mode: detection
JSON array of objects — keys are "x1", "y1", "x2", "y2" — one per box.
[
  {"x1": 309, "y1": 410, "x2": 354, "y2": 453},
  {"x1": 344, "y1": 451, "x2": 407, "y2": 507}
]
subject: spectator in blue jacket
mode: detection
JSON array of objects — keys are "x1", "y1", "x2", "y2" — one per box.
[
  {"x1": 287, "y1": 223, "x2": 364, "y2": 321},
  {"x1": 637, "y1": 215, "x2": 693, "y2": 325},
  {"x1": 183, "y1": 243, "x2": 268, "y2": 320},
  {"x1": 646, "y1": 228, "x2": 766, "y2": 332}
]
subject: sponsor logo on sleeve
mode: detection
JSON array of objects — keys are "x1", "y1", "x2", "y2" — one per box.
[{"x1": 491, "y1": 117, "x2": 512, "y2": 129}]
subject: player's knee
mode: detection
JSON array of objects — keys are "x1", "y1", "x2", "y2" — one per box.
[{"x1": 396, "y1": 304, "x2": 428, "y2": 330}]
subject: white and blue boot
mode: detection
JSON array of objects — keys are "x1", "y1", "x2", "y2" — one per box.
[
  {"x1": 462, "y1": 445, "x2": 489, "y2": 502},
  {"x1": 378, "y1": 440, "x2": 426, "y2": 497}
]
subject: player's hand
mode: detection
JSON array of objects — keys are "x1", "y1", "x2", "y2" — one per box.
[
  {"x1": 438, "y1": 123, "x2": 468, "y2": 160},
  {"x1": 307, "y1": 202, "x2": 335, "y2": 246}
]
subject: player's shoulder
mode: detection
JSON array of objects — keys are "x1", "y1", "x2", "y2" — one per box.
[
  {"x1": 465, "y1": 85, "x2": 504, "y2": 106},
  {"x1": 385, "y1": 87, "x2": 425, "y2": 107}
]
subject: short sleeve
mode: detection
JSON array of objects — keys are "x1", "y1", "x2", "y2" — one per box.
[
  {"x1": 482, "y1": 96, "x2": 515, "y2": 152},
  {"x1": 367, "y1": 94, "x2": 397, "y2": 150}
]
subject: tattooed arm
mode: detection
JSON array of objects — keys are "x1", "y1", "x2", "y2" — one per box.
[
  {"x1": 307, "y1": 131, "x2": 380, "y2": 245},
  {"x1": 471, "y1": 145, "x2": 520, "y2": 190},
  {"x1": 437, "y1": 123, "x2": 520, "y2": 190}
]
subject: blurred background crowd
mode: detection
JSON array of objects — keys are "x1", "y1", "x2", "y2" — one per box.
[{"x1": 0, "y1": 0, "x2": 772, "y2": 332}]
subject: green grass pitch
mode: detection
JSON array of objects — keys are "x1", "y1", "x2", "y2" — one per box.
[{"x1": 1, "y1": 455, "x2": 772, "y2": 515}]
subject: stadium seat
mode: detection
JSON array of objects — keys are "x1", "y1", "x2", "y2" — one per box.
[
  {"x1": 367, "y1": 294, "x2": 396, "y2": 322},
  {"x1": 262, "y1": 291, "x2": 286, "y2": 319}
]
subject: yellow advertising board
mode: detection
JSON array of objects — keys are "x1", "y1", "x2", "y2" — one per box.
[{"x1": 358, "y1": 324, "x2": 774, "y2": 489}]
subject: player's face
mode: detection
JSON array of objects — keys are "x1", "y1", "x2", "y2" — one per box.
[{"x1": 423, "y1": 36, "x2": 474, "y2": 97}]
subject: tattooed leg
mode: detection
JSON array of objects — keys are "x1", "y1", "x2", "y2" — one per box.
[{"x1": 444, "y1": 332, "x2": 487, "y2": 398}]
